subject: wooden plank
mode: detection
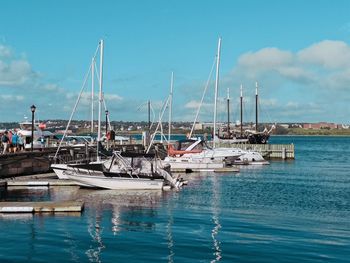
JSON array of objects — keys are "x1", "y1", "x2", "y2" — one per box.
[
  {"x1": 0, "y1": 201, "x2": 84, "y2": 213},
  {"x1": 214, "y1": 167, "x2": 240, "y2": 173}
]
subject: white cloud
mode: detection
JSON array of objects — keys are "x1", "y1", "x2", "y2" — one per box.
[
  {"x1": 0, "y1": 45, "x2": 12, "y2": 58},
  {"x1": 104, "y1": 94, "x2": 123, "y2": 101},
  {"x1": 0, "y1": 59, "x2": 34, "y2": 86},
  {"x1": 238, "y1": 47, "x2": 293, "y2": 70},
  {"x1": 185, "y1": 100, "x2": 210, "y2": 109},
  {"x1": 297, "y1": 40, "x2": 350, "y2": 69},
  {"x1": 233, "y1": 40, "x2": 350, "y2": 90},
  {"x1": 0, "y1": 95, "x2": 24, "y2": 101}
]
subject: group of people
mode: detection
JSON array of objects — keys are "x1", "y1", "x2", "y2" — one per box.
[{"x1": 1, "y1": 130, "x2": 24, "y2": 154}]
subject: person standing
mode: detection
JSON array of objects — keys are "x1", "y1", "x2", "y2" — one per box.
[
  {"x1": 7, "y1": 130, "x2": 13, "y2": 153},
  {"x1": 11, "y1": 132, "x2": 19, "y2": 153},
  {"x1": 17, "y1": 134, "x2": 24, "y2": 151},
  {"x1": 1, "y1": 131, "x2": 9, "y2": 154}
]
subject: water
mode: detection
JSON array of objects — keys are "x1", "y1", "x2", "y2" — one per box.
[{"x1": 0, "y1": 136, "x2": 349, "y2": 262}]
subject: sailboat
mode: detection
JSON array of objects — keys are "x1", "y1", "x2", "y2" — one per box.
[
  {"x1": 163, "y1": 38, "x2": 268, "y2": 169},
  {"x1": 216, "y1": 83, "x2": 274, "y2": 144},
  {"x1": 164, "y1": 138, "x2": 242, "y2": 171},
  {"x1": 52, "y1": 40, "x2": 182, "y2": 190}
]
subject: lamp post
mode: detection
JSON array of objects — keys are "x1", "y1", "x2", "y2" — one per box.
[
  {"x1": 105, "y1": 110, "x2": 109, "y2": 136},
  {"x1": 30, "y1": 105, "x2": 36, "y2": 152}
]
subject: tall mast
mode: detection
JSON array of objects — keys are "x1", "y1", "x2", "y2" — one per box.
[
  {"x1": 168, "y1": 72, "x2": 174, "y2": 142},
  {"x1": 148, "y1": 100, "x2": 151, "y2": 146},
  {"x1": 213, "y1": 37, "x2": 221, "y2": 148},
  {"x1": 97, "y1": 39, "x2": 104, "y2": 160},
  {"x1": 255, "y1": 81, "x2": 258, "y2": 132},
  {"x1": 148, "y1": 100, "x2": 151, "y2": 133},
  {"x1": 227, "y1": 88, "x2": 230, "y2": 137},
  {"x1": 240, "y1": 84, "x2": 243, "y2": 137},
  {"x1": 91, "y1": 57, "x2": 94, "y2": 133}
]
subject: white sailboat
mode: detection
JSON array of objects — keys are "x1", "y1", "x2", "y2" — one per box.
[
  {"x1": 163, "y1": 138, "x2": 242, "y2": 171},
  {"x1": 162, "y1": 38, "x2": 268, "y2": 171},
  {"x1": 52, "y1": 40, "x2": 182, "y2": 190}
]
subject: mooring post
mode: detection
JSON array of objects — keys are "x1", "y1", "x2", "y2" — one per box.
[{"x1": 282, "y1": 147, "x2": 286, "y2": 160}]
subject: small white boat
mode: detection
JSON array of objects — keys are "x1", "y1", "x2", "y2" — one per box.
[
  {"x1": 51, "y1": 162, "x2": 104, "y2": 180},
  {"x1": 162, "y1": 139, "x2": 242, "y2": 171},
  {"x1": 57, "y1": 152, "x2": 181, "y2": 190},
  {"x1": 65, "y1": 172, "x2": 165, "y2": 190},
  {"x1": 17, "y1": 120, "x2": 58, "y2": 149}
]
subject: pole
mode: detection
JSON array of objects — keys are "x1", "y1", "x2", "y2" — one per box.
[
  {"x1": 105, "y1": 110, "x2": 108, "y2": 136},
  {"x1": 240, "y1": 84, "x2": 243, "y2": 137},
  {"x1": 227, "y1": 88, "x2": 230, "y2": 138},
  {"x1": 91, "y1": 58, "x2": 94, "y2": 133},
  {"x1": 255, "y1": 81, "x2": 258, "y2": 132},
  {"x1": 168, "y1": 72, "x2": 174, "y2": 142},
  {"x1": 97, "y1": 39, "x2": 104, "y2": 161},
  {"x1": 148, "y1": 100, "x2": 151, "y2": 132},
  {"x1": 213, "y1": 37, "x2": 221, "y2": 148},
  {"x1": 31, "y1": 110, "x2": 34, "y2": 152}
]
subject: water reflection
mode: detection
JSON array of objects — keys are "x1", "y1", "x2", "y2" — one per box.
[
  {"x1": 166, "y1": 197, "x2": 174, "y2": 263},
  {"x1": 210, "y1": 175, "x2": 222, "y2": 263},
  {"x1": 86, "y1": 207, "x2": 105, "y2": 263},
  {"x1": 79, "y1": 189, "x2": 164, "y2": 262}
]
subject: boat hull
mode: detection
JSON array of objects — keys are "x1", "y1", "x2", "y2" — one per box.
[
  {"x1": 51, "y1": 164, "x2": 70, "y2": 179},
  {"x1": 163, "y1": 157, "x2": 225, "y2": 171},
  {"x1": 66, "y1": 173, "x2": 164, "y2": 190}
]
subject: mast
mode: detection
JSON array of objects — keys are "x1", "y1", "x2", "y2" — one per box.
[
  {"x1": 148, "y1": 100, "x2": 151, "y2": 133},
  {"x1": 97, "y1": 39, "x2": 104, "y2": 161},
  {"x1": 227, "y1": 88, "x2": 230, "y2": 138},
  {"x1": 168, "y1": 72, "x2": 174, "y2": 142},
  {"x1": 240, "y1": 84, "x2": 243, "y2": 137},
  {"x1": 213, "y1": 37, "x2": 221, "y2": 148},
  {"x1": 91, "y1": 57, "x2": 94, "y2": 133},
  {"x1": 255, "y1": 81, "x2": 258, "y2": 132}
]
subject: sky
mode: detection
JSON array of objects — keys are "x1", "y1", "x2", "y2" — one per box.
[{"x1": 1, "y1": 0, "x2": 350, "y2": 124}]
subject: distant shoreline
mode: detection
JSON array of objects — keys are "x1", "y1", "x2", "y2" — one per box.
[{"x1": 271, "y1": 134, "x2": 350, "y2": 137}]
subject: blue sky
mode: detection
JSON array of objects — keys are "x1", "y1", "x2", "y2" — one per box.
[{"x1": 1, "y1": 0, "x2": 350, "y2": 123}]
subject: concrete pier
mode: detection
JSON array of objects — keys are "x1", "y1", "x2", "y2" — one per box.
[{"x1": 0, "y1": 201, "x2": 84, "y2": 213}]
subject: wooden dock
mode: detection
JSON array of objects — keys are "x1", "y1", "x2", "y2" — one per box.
[
  {"x1": 0, "y1": 201, "x2": 84, "y2": 213},
  {"x1": 212, "y1": 142, "x2": 295, "y2": 159}
]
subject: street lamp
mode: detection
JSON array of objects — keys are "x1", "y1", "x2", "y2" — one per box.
[
  {"x1": 105, "y1": 110, "x2": 109, "y2": 137},
  {"x1": 30, "y1": 105, "x2": 36, "y2": 152}
]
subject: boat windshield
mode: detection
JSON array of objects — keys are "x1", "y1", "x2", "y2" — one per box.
[{"x1": 174, "y1": 139, "x2": 205, "y2": 151}]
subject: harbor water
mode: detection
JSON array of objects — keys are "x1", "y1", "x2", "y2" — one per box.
[{"x1": 0, "y1": 136, "x2": 349, "y2": 262}]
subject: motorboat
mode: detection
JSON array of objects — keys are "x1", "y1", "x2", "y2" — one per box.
[
  {"x1": 163, "y1": 138, "x2": 243, "y2": 171},
  {"x1": 163, "y1": 138, "x2": 268, "y2": 170},
  {"x1": 17, "y1": 120, "x2": 58, "y2": 149},
  {"x1": 60, "y1": 152, "x2": 182, "y2": 190}
]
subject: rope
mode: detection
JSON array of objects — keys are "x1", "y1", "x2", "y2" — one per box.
[{"x1": 189, "y1": 56, "x2": 217, "y2": 138}]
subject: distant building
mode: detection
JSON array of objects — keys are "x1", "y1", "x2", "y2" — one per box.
[
  {"x1": 193, "y1": 123, "x2": 203, "y2": 130},
  {"x1": 303, "y1": 122, "x2": 338, "y2": 129}
]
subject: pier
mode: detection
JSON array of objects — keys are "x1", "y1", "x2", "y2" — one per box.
[
  {"x1": 0, "y1": 141, "x2": 295, "y2": 179},
  {"x1": 0, "y1": 143, "x2": 145, "y2": 178},
  {"x1": 213, "y1": 142, "x2": 295, "y2": 159},
  {"x1": 0, "y1": 201, "x2": 84, "y2": 213}
]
